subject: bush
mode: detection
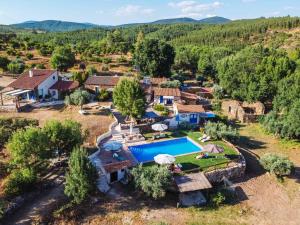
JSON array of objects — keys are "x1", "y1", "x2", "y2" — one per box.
[
  {"x1": 117, "y1": 56, "x2": 127, "y2": 63},
  {"x1": 210, "y1": 191, "x2": 226, "y2": 207},
  {"x1": 7, "y1": 58, "x2": 25, "y2": 74},
  {"x1": 160, "y1": 80, "x2": 181, "y2": 88},
  {"x1": 25, "y1": 53, "x2": 34, "y2": 60},
  {"x1": 87, "y1": 66, "x2": 98, "y2": 76},
  {"x1": 213, "y1": 84, "x2": 224, "y2": 100},
  {"x1": 97, "y1": 89, "x2": 110, "y2": 101},
  {"x1": 102, "y1": 57, "x2": 112, "y2": 64},
  {"x1": 102, "y1": 64, "x2": 109, "y2": 71},
  {"x1": 205, "y1": 121, "x2": 239, "y2": 141},
  {"x1": 4, "y1": 168, "x2": 37, "y2": 197},
  {"x1": 260, "y1": 153, "x2": 294, "y2": 177},
  {"x1": 35, "y1": 63, "x2": 46, "y2": 69},
  {"x1": 131, "y1": 165, "x2": 171, "y2": 199},
  {"x1": 153, "y1": 104, "x2": 166, "y2": 112}
]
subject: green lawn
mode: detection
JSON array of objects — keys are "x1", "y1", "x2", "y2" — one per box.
[{"x1": 142, "y1": 130, "x2": 239, "y2": 172}]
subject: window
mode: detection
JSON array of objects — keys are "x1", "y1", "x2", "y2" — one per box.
[
  {"x1": 53, "y1": 76, "x2": 55, "y2": 80},
  {"x1": 229, "y1": 106, "x2": 232, "y2": 113}
]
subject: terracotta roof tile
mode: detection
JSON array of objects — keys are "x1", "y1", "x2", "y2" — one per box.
[
  {"x1": 153, "y1": 88, "x2": 181, "y2": 97},
  {"x1": 176, "y1": 103, "x2": 206, "y2": 113},
  {"x1": 85, "y1": 76, "x2": 120, "y2": 86},
  {"x1": 181, "y1": 91, "x2": 198, "y2": 100},
  {"x1": 103, "y1": 160, "x2": 133, "y2": 173},
  {"x1": 49, "y1": 80, "x2": 79, "y2": 91},
  {"x1": 8, "y1": 69, "x2": 56, "y2": 90}
]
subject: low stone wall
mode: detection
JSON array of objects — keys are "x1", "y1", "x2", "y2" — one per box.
[
  {"x1": 205, "y1": 140, "x2": 246, "y2": 184},
  {"x1": 205, "y1": 163, "x2": 246, "y2": 184}
]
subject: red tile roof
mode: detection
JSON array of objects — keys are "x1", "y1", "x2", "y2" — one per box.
[
  {"x1": 181, "y1": 91, "x2": 198, "y2": 100},
  {"x1": 49, "y1": 80, "x2": 79, "y2": 91},
  {"x1": 103, "y1": 160, "x2": 133, "y2": 173},
  {"x1": 176, "y1": 103, "x2": 205, "y2": 113},
  {"x1": 8, "y1": 69, "x2": 56, "y2": 90},
  {"x1": 85, "y1": 76, "x2": 120, "y2": 86},
  {"x1": 153, "y1": 88, "x2": 181, "y2": 97}
]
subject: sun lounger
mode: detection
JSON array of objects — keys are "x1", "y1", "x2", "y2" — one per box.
[{"x1": 201, "y1": 136, "x2": 211, "y2": 142}]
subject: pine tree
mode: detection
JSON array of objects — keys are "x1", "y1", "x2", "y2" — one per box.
[{"x1": 64, "y1": 147, "x2": 98, "y2": 204}]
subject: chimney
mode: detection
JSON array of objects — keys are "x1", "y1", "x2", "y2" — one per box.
[{"x1": 29, "y1": 70, "x2": 33, "y2": 78}]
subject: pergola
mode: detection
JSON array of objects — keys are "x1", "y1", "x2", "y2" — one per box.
[{"x1": 0, "y1": 88, "x2": 31, "y2": 109}]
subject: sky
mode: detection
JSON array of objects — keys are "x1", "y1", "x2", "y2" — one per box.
[{"x1": 0, "y1": 0, "x2": 299, "y2": 25}]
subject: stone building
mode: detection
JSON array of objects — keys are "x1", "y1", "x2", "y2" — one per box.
[{"x1": 222, "y1": 100, "x2": 265, "y2": 123}]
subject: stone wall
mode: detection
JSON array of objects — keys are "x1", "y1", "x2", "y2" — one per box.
[{"x1": 205, "y1": 140, "x2": 246, "y2": 184}]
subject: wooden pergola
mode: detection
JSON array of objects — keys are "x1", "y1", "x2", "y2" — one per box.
[{"x1": 174, "y1": 172, "x2": 212, "y2": 193}]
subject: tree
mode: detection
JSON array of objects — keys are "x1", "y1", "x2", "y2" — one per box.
[
  {"x1": 205, "y1": 121, "x2": 239, "y2": 141},
  {"x1": 113, "y1": 77, "x2": 146, "y2": 119},
  {"x1": 0, "y1": 56, "x2": 10, "y2": 71},
  {"x1": 7, "y1": 58, "x2": 25, "y2": 74},
  {"x1": 50, "y1": 46, "x2": 75, "y2": 71},
  {"x1": 7, "y1": 127, "x2": 50, "y2": 168},
  {"x1": 64, "y1": 147, "x2": 97, "y2": 204},
  {"x1": 133, "y1": 39, "x2": 175, "y2": 77},
  {"x1": 43, "y1": 120, "x2": 85, "y2": 156},
  {"x1": 131, "y1": 165, "x2": 171, "y2": 199},
  {"x1": 65, "y1": 89, "x2": 90, "y2": 110},
  {"x1": 260, "y1": 153, "x2": 294, "y2": 177},
  {"x1": 174, "y1": 46, "x2": 200, "y2": 74}
]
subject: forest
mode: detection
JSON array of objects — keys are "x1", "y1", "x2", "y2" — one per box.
[{"x1": 0, "y1": 16, "x2": 300, "y2": 139}]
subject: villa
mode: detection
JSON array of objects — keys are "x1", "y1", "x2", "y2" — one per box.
[{"x1": 0, "y1": 69, "x2": 78, "y2": 110}]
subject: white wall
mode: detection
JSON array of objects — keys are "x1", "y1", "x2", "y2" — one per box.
[{"x1": 37, "y1": 71, "x2": 58, "y2": 98}]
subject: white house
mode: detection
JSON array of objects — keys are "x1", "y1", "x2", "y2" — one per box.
[
  {"x1": 169, "y1": 103, "x2": 215, "y2": 127},
  {"x1": 153, "y1": 87, "x2": 181, "y2": 105},
  {"x1": 6, "y1": 69, "x2": 78, "y2": 101}
]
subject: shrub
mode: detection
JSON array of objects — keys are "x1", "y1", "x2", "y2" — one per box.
[
  {"x1": 65, "y1": 89, "x2": 90, "y2": 109},
  {"x1": 87, "y1": 66, "x2": 98, "y2": 76},
  {"x1": 260, "y1": 153, "x2": 294, "y2": 177},
  {"x1": 35, "y1": 63, "x2": 46, "y2": 69},
  {"x1": 7, "y1": 58, "x2": 25, "y2": 74},
  {"x1": 153, "y1": 104, "x2": 166, "y2": 112},
  {"x1": 213, "y1": 84, "x2": 224, "y2": 100},
  {"x1": 160, "y1": 80, "x2": 181, "y2": 88},
  {"x1": 102, "y1": 64, "x2": 109, "y2": 71},
  {"x1": 205, "y1": 121, "x2": 239, "y2": 141},
  {"x1": 4, "y1": 168, "x2": 37, "y2": 197},
  {"x1": 102, "y1": 57, "x2": 112, "y2": 64},
  {"x1": 25, "y1": 53, "x2": 34, "y2": 60},
  {"x1": 117, "y1": 56, "x2": 127, "y2": 63},
  {"x1": 210, "y1": 191, "x2": 226, "y2": 207},
  {"x1": 131, "y1": 165, "x2": 171, "y2": 199},
  {"x1": 97, "y1": 89, "x2": 110, "y2": 101}
]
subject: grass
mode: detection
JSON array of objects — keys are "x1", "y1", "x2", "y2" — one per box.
[{"x1": 142, "y1": 130, "x2": 239, "y2": 172}]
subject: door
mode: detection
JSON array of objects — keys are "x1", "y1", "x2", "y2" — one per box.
[
  {"x1": 160, "y1": 96, "x2": 164, "y2": 103},
  {"x1": 190, "y1": 114, "x2": 198, "y2": 124},
  {"x1": 110, "y1": 171, "x2": 118, "y2": 183}
]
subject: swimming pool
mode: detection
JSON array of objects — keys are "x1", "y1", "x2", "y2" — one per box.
[{"x1": 129, "y1": 137, "x2": 202, "y2": 163}]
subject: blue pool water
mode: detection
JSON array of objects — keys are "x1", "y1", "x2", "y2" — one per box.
[{"x1": 129, "y1": 137, "x2": 202, "y2": 163}]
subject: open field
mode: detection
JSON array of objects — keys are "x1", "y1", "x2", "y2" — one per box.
[
  {"x1": 0, "y1": 105, "x2": 115, "y2": 146},
  {"x1": 0, "y1": 76, "x2": 15, "y2": 90}
]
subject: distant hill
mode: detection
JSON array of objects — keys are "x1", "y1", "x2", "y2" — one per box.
[
  {"x1": 10, "y1": 16, "x2": 230, "y2": 32},
  {"x1": 151, "y1": 16, "x2": 230, "y2": 25},
  {"x1": 11, "y1": 20, "x2": 99, "y2": 32}
]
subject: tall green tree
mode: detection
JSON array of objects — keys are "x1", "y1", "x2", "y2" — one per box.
[
  {"x1": 50, "y1": 46, "x2": 75, "y2": 71},
  {"x1": 64, "y1": 147, "x2": 97, "y2": 204},
  {"x1": 113, "y1": 77, "x2": 146, "y2": 119},
  {"x1": 7, "y1": 127, "x2": 50, "y2": 168},
  {"x1": 133, "y1": 39, "x2": 175, "y2": 77}
]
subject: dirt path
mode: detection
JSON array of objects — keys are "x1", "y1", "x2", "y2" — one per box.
[
  {"x1": 235, "y1": 124, "x2": 300, "y2": 225},
  {"x1": 3, "y1": 184, "x2": 66, "y2": 225}
]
